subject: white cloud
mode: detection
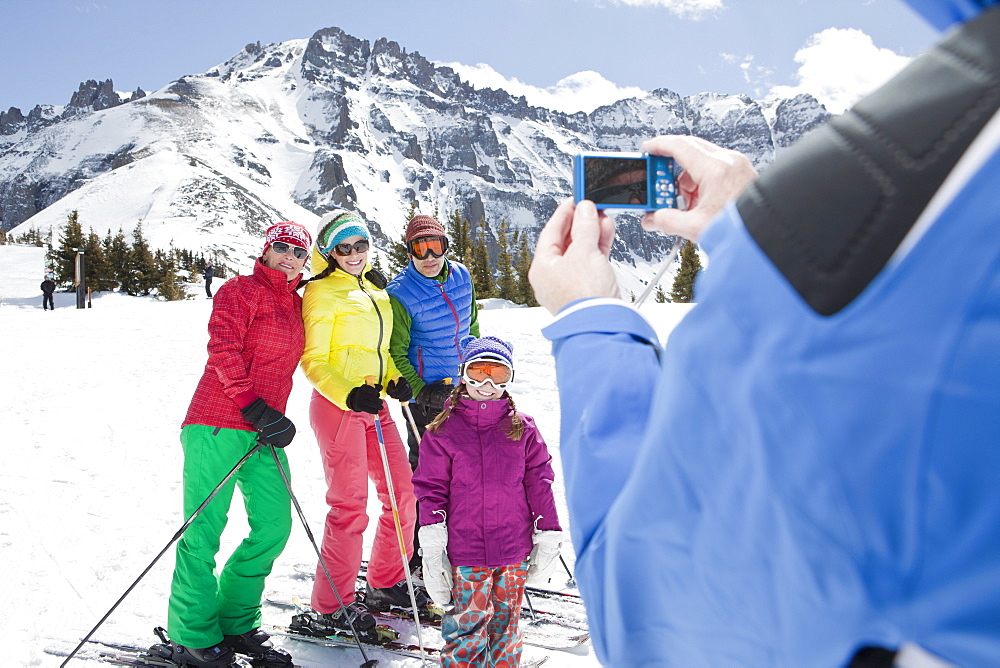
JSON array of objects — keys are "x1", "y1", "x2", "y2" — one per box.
[
  {"x1": 767, "y1": 28, "x2": 911, "y2": 114},
  {"x1": 722, "y1": 53, "x2": 774, "y2": 96},
  {"x1": 440, "y1": 62, "x2": 648, "y2": 114},
  {"x1": 604, "y1": 0, "x2": 724, "y2": 20}
]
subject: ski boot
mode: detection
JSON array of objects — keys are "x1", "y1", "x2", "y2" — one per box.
[
  {"x1": 364, "y1": 579, "x2": 444, "y2": 622},
  {"x1": 168, "y1": 642, "x2": 239, "y2": 667},
  {"x1": 223, "y1": 628, "x2": 293, "y2": 667},
  {"x1": 289, "y1": 602, "x2": 399, "y2": 644},
  {"x1": 151, "y1": 626, "x2": 243, "y2": 667}
]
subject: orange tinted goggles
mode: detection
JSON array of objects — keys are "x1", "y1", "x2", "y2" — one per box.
[
  {"x1": 408, "y1": 236, "x2": 449, "y2": 259},
  {"x1": 463, "y1": 360, "x2": 513, "y2": 388}
]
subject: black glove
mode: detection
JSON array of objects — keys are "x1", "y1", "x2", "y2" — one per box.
[
  {"x1": 240, "y1": 397, "x2": 296, "y2": 448},
  {"x1": 386, "y1": 377, "x2": 413, "y2": 402},
  {"x1": 416, "y1": 381, "x2": 452, "y2": 413},
  {"x1": 346, "y1": 383, "x2": 384, "y2": 414}
]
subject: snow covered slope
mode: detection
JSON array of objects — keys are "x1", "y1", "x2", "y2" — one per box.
[{"x1": 0, "y1": 244, "x2": 695, "y2": 666}]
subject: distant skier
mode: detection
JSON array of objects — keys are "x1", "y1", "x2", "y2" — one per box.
[
  {"x1": 413, "y1": 335, "x2": 562, "y2": 667},
  {"x1": 40, "y1": 273, "x2": 56, "y2": 310},
  {"x1": 203, "y1": 262, "x2": 214, "y2": 299},
  {"x1": 168, "y1": 222, "x2": 311, "y2": 667}
]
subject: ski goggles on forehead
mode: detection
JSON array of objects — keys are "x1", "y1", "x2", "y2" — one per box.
[
  {"x1": 407, "y1": 236, "x2": 449, "y2": 259},
  {"x1": 462, "y1": 359, "x2": 514, "y2": 389},
  {"x1": 269, "y1": 241, "x2": 309, "y2": 259},
  {"x1": 332, "y1": 239, "x2": 370, "y2": 256}
]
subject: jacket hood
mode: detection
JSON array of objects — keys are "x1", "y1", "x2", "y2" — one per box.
[{"x1": 903, "y1": 0, "x2": 998, "y2": 30}]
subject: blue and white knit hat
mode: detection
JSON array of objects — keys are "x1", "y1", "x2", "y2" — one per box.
[
  {"x1": 317, "y1": 209, "x2": 370, "y2": 254},
  {"x1": 460, "y1": 335, "x2": 514, "y2": 368}
]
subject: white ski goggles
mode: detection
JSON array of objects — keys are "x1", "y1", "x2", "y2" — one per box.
[{"x1": 461, "y1": 359, "x2": 514, "y2": 390}]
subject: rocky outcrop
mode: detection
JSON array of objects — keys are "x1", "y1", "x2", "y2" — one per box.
[{"x1": 68, "y1": 79, "x2": 123, "y2": 112}]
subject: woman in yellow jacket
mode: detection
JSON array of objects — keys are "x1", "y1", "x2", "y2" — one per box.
[{"x1": 290, "y1": 209, "x2": 430, "y2": 639}]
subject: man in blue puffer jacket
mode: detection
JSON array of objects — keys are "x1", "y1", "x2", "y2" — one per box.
[
  {"x1": 388, "y1": 214, "x2": 480, "y2": 469},
  {"x1": 529, "y1": 1, "x2": 1000, "y2": 665}
]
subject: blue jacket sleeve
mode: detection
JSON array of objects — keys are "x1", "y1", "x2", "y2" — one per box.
[{"x1": 541, "y1": 298, "x2": 662, "y2": 558}]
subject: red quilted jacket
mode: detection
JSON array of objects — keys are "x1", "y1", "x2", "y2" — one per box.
[{"x1": 182, "y1": 260, "x2": 304, "y2": 431}]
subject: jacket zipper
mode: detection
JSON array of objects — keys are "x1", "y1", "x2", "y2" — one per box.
[
  {"x1": 358, "y1": 274, "x2": 386, "y2": 385},
  {"x1": 438, "y1": 284, "x2": 463, "y2": 357}
]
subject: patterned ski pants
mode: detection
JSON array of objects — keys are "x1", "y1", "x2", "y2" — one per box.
[{"x1": 441, "y1": 561, "x2": 528, "y2": 667}]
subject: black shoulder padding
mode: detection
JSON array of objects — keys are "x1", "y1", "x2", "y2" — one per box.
[{"x1": 737, "y1": 6, "x2": 1000, "y2": 316}]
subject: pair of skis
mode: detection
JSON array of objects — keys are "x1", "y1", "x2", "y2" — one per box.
[
  {"x1": 266, "y1": 591, "x2": 591, "y2": 653},
  {"x1": 269, "y1": 625, "x2": 550, "y2": 666}
]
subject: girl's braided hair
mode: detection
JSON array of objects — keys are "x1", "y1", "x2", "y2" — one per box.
[{"x1": 426, "y1": 383, "x2": 525, "y2": 440}]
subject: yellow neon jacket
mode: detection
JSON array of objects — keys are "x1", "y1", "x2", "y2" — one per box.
[{"x1": 301, "y1": 249, "x2": 399, "y2": 410}]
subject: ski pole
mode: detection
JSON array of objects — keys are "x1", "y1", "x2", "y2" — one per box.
[
  {"x1": 400, "y1": 401, "x2": 422, "y2": 446},
  {"x1": 560, "y1": 554, "x2": 577, "y2": 586},
  {"x1": 635, "y1": 236, "x2": 684, "y2": 306},
  {"x1": 400, "y1": 376, "x2": 452, "y2": 445},
  {"x1": 524, "y1": 590, "x2": 539, "y2": 623},
  {"x1": 366, "y1": 377, "x2": 428, "y2": 664},
  {"x1": 61, "y1": 442, "x2": 264, "y2": 667},
  {"x1": 267, "y1": 445, "x2": 378, "y2": 668}
]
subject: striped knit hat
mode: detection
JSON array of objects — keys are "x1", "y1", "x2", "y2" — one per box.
[
  {"x1": 317, "y1": 209, "x2": 370, "y2": 254},
  {"x1": 460, "y1": 335, "x2": 514, "y2": 368}
]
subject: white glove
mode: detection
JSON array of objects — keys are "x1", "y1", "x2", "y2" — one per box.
[
  {"x1": 526, "y1": 530, "x2": 563, "y2": 587},
  {"x1": 419, "y1": 522, "x2": 452, "y2": 606}
]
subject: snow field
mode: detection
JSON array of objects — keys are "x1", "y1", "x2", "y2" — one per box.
[{"x1": 1, "y1": 244, "x2": 693, "y2": 666}]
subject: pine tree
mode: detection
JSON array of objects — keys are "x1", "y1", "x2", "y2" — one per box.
[
  {"x1": 105, "y1": 228, "x2": 130, "y2": 291},
  {"x1": 447, "y1": 208, "x2": 471, "y2": 265},
  {"x1": 655, "y1": 285, "x2": 668, "y2": 303},
  {"x1": 514, "y1": 230, "x2": 538, "y2": 307},
  {"x1": 123, "y1": 223, "x2": 158, "y2": 296},
  {"x1": 55, "y1": 211, "x2": 85, "y2": 285},
  {"x1": 496, "y1": 220, "x2": 517, "y2": 301},
  {"x1": 83, "y1": 229, "x2": 115, "y2": 292},
  {"x1": 9, "y1": 226, "x2": 45, "y2": 246},
  {"x1": 156, "y1": 244, "x2": 188, "y2": 301},
  {"x1": 388, "y1": 202, "x2": 418, "y2": 275},
  {"x1": 670, "y1": 239, "x2": 703, "y2": 303},
  {"x1": 470, "y1": 222, "x2": 494, "y2": 298}
]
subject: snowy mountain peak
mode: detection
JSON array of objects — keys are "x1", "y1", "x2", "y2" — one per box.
[{"x1": 1, "y1": 25, "x2": 831, "y2": 295}]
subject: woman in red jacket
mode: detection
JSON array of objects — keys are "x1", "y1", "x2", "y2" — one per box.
[{"x1": 166, "y1": 222, "x2": 311, "y2": 668}]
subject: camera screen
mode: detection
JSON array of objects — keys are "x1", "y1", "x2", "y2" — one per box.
[{"x1": 583, "y1": 156, "x2": 648, "y2": 206}]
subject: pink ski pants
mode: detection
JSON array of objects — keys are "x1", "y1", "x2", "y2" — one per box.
[{"x1": 309, "y1": 390, "x2": 415, "y2": 613}]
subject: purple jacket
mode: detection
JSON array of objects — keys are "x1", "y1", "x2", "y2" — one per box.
[{"x1": 413, "y1": 395, "x2": 561, "y2": 568}]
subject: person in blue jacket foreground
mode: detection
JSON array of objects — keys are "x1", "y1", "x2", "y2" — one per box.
[{"x1": 529, "y1": 1, "x2": 1000, "y2": 665}]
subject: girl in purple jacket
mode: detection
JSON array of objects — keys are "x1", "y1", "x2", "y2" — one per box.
[{"x1": 413, "y1": 335, "x2": 562, "y2": 667}]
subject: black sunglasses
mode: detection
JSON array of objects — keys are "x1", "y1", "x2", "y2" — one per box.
[
  {"x1": 270, "y1": 241, "x2": 309, "y2": 259},
  {"x1": 333, "y1": 239, "x2": 370, "y2": 256}
]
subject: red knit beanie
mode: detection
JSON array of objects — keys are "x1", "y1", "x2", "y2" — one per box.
[
  {"x1": 405, "y1": 214, "x2": 446, "y2": 242},
  {"x1": 263, "y1": 221, "x2": 312, "y2": 257}
]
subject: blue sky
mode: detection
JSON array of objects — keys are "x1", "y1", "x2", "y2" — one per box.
[{"x1": 2, "y1": 0, "x2": 939, "y2": 116}]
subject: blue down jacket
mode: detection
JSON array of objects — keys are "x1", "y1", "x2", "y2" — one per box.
[
  {"x1": 542, "y1": 2, "x2": 1000, "y2": 664},
  {"x1": 387, "y1": 260, "x2": 475, "y2": 385}
]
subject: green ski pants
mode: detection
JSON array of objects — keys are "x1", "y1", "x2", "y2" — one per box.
[{"x1": 167, "y1": 424, "x2": 292, "y2": 649}]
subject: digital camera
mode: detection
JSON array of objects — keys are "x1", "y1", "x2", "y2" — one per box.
[{"x1": 573, "y1": 152, "x2": 677, "y2": 211}]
